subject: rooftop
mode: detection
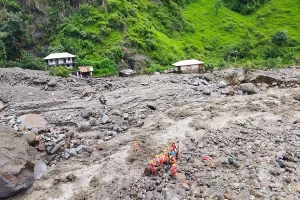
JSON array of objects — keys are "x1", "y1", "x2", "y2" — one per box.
[
  {"x1": 44, "y1": 52, "x2": 76, "y2": 60},
  {"x1": 172, "y1": 59, "x2": 204, "y2": 67},
  {"x1": 79, "y1": 66, "x2": 94, "y2": 73}
]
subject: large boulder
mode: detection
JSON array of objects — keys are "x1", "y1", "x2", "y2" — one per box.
[
  {"x1": 0, "y1": 125, "x2": 36, "y2": 198},
  {"x1": 239, "y1": 83, "x2": 259, "y2": 94}
]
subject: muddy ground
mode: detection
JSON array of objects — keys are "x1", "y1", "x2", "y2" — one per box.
[{"x1": 1, "y1": 67, "x2": 300, "y2": 200}]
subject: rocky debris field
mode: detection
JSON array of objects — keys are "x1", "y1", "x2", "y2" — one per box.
[{"x1": 0, "y1": 67, "x2": 300, "y2": 200}]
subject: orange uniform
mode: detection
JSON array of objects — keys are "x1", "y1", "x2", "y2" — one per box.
[
  {"x1": 171, "y1": 164, "x2": 177, "y2": 176},
  {"x1": 171, "y1": 141, "x2": 176, "y2": 152},
  {"x1": 149, "y1": 160, "x2": 156, "y2": 175},
  {"x1": 163, "y1": 149, "x2": 169, "y2": 163},
  {"x1": 170, "y1": 156, "x2": 176, "y2": 165}
]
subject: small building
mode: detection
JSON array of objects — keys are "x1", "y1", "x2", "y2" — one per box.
[
  {"x1": 78, "y1": 66, "x2": 94, "y2": 78},
  {"x1": 119, "y1": 69, "x2": 136, "y2": 77},
  {"x1": 172, "y1": 59, "x2": 205, "y2": 74},
  {"x1": 44, "y1": 52, "x2": 76, "y2": 68}
]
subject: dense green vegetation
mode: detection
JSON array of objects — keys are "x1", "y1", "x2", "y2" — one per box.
[
  {"x1": 0, "y1": 0, "x2": 299, "y2": 76},
  {"x1": 49, "y1": 66, "x2": 70, "y2": 77}
]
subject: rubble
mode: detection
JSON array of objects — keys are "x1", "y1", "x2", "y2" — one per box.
[{"x1": 0, "y1": 67, "x2": 300, "y2": 199}]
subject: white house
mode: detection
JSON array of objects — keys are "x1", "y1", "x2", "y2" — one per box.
[
  {"x1": 44, "y1": 52, "x2": 76, "y2": 68},
  {"x1": 172, "y1": 59, "x2": 205, "y2": 74}
]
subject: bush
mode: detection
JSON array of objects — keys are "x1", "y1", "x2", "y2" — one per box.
[
  {"x1": 144, "y1": 63, "x2": 171, "y2": 73},
  {"x1": 263, "y1": 57, "x2": 283, "y2": 68},
  {"x1": 272, "y1": 31, "x2": 288, "y2": 46},
  {"x1": 49, "y1": 66, "x2": 70, "y2": 78},
  {"x1": 20, "y1": 51, "x2": 46, "y2": 70}
]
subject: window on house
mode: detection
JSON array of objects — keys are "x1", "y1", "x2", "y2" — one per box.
[{"x1": 67, "y1": 64, "x2": 69, "y2": 67}]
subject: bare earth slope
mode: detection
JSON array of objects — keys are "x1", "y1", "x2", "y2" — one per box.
[{"x1": 0, "y1": 67, "x2": 300, "y2": 199}]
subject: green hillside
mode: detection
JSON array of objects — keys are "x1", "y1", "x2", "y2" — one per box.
[{"x1": 0, "y1": 0, "x2": 300, "y2": 76}]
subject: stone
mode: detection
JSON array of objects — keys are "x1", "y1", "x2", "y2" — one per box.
[
  {"x1": 47, "y1": 79, "x2": 57, "y2": 87},
  {"x1": 26, "y1": 132, "x2": 36, "y2": 145},
  {"x1": 69, "y1": 148, "x2": 77, "y2": 156},
  {"x1": 136, "y1": 121, "x2": 144, "y2": 127},
  {"x1": 107, "y1": 131, "x2": 117, "y2": 137},
  {"x1": 111, "y1": 109, "x2": 122, "y2": 116},
  {"x1": 97, "y1": 140, "x2": 104, "y2": 150},
  {"x1": 76, "y1": 145, "x2": 83, "y2": 154},
  {"x1": 46, "y1": 146, "x2": 53, "y2": 154},
  {"x1": 270, "y1": 169, "x2": 280, "y2": 176},
  {"x1": 64, "y1": 150, "x2": 70, "y2": 159},
  {"x1": 51, "y1": 140, "x2": 65, "y2": 154},
  {"x1": 217, "y1": 81, "x2": 227, "y2": 88},
  {"x1": 182, "y1": 183, "x2": 190, "y2": 191},
  {"x1": 203, "y1": 88, "x2": 211, "y2": 95},
  {"x1": 81, "y1": 110, "x2": 92, "y2": 119},
  {"x1": 0, "y1": 101, "x2": 4, "y2": 111},
  {"x1": 102, "y1": 115, "x2": 109, "y2": 124},
  {"x1": 34, "y1": 160, "x2": 47, "y2": 180},
  {"x1": 0, "y1": 125, "x2": 36, "y2": 198},
  {"x1": 294, "y1": 95, "x2": 300, "y2": 101},
  {"x1": 147, "y1": 103, "x2": 157, "y2": 110},
  {"x1": 240, "y1": 83, "x2": 259, "y2": 94},
  {"x1": 221, "y1": 88, "x2": 230, "y2": 95},
  {"x1": 57, "y1": 134, "x2": 66, "y2": 143},
  {"x1": 82, "y1": 145, "x2": 93, "y2": 153},
  {"x1": 154, "y1": 72, "x2": 160, "y2": 75},
  {"x1": 123, "y1": 113, "x2": 129, "y2": 120},
  {"x1": 223, "y1": 193, "x2": 232, "y2": 200},
  {"x1": 38, "y1": 140, "x2": 46, "y2": 151},
  {"x1": 203, "y1": 74, "x2": 213, "y2": 82}
]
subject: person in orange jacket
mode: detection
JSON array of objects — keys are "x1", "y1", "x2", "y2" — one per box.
[
  {"x1": 171, "y1": 163, "x2": 177, "y2": 176},
  {"x1": 171, "y1": 140, "x2": 176, "y2": 152},
  {"x1": 159, "y1": 153, "x2": 164, "y2": 165},
  {"x1": 149, "y1": 160, "x2": 156, "y2": 175},
  {"x1": 155, "y1": 154, "x2": 160, "y2": 166},
  {"x1": 163, "y1": 149, "x2": 169, "y2": 163},
  {"x1": 170, "y1": 155, "x2": 176, "y2": 165}
]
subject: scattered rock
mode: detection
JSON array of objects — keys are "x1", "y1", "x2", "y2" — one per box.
[
  {"x1": 240, "y1": 83, "x2": 259, "y2": 94},
  {"x1": 26, "y1": 132, "x2": 36, "y2": 145},
  {"x1": 34, "y1": 160, "x2": 47, "y2": 180},
  {"x1": 217, "y1": 81, "x2": 227, "y2": 88},
  {"x1": 47, "y1": 79, "x2": 57, "y2": 87},
  {"x1": 123, "y1": 113, "x2": 129, "y2": 120},
  {"x1": 76, "y1": 145, "x2": 83, "y2": 154},
  {"x1": 51, "y1": 140, "x2": 65, "y2": 154},
  {"x1": 69, "y1": 148, "x2": 77, "y2": 156},
  {"x1": 102, "y1": 115, "x2": 109, "y2": 124},
  {"x1": 147, "y1": 103, "x2": 157, "y2": 110},
  {"x1": 81, "y1": 110, "x2": 92, "y2": 119},
  {"x1": 293, "y1": 95, "x2": 300, "y2": 101},
  {"x1": 203, "y1": 88, "x2": 211, "y2": 95},
  {"x1": 111, "y1": 109, "x2": 122, "y2": 116},
  {"x1": 97, "y1": 140, "x2": 104, "y2": 150}
]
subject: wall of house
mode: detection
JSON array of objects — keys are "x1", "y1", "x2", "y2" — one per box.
[{"x1": 181, "y1": 64, "x2": 200, "y2": 74}]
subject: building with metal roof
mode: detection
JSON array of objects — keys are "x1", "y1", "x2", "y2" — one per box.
[
  {"x1": 172, "y1": 59, "x2": 205, "y2": 74},
  {"x1": 44, "y1": 52, "x2": 76, "y2": 68}
]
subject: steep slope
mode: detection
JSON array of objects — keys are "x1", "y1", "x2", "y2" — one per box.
[{"x1": 0, "y1": 0, "x2": 299, "y2": 75}]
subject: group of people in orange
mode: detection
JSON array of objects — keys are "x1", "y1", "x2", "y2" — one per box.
[{"x1": 149, "y1": 140, "x2": 179, "y2": 176}]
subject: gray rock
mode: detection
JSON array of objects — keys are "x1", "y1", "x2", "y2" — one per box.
[
  {"x1": 221, "y1": 88, "x2": 230, "y2": 95},
  {"x1": 107, "y1": 131, "x2": 117, "y2": 137},
  {"x1": 154, "y1": 72, "x2": 160, "y2": 75},
  {"x1": 123, "y1": 113, "x2": 129, "y2": 120},
  {"x1": 136, "y1": 121, "x2": 144, "y2": 127},
  {"x1": 203, "y1": 88, "x2": 211, "y2": 95},
  {"x1": 203, "y1": 74, "x2": 213, "y2": 82},
  {"x1": 56, "y1": 134, "x2": 66, "y2": 143},
  {"x1": 237, "y1": 90, "x2": 244, "y2": 95},
  {"x1": 294, "y1": 95, "x2": 300, "y2": 101},
  {"x1": 240, "y1": 83, "x2": 259, "y2": 94},
  {"x1": 47, "y1": 79, "x2": 57, "y2": 87},
  {"x1": 69, "y1": 148, "x2": 77, "y2": 156},
  {"x1": 0, "y1": 125, "x2": 36, "y2": 198},
  {"x1": 217, "y1": 81, "x2": 227, "y2": 88},
  {"x1": 82, "y1": 145, "x2": 94, "y2": 153},
  {"x1": 111, "y1": 109, "x2": 122, "y2": 116},
  {"x1": 34, "y1": 160, "x2": 47, "y2": 180},
  {"x1": 102, "y1": 115, "x2": 109, "y2": 124},
  {"x1": 64, "y1": 150, "x2": 70, "y2": 159},
  {"x1": 147, "y1": 103, "x2": 157, "y2": 110},
  {"x1": 46, "y1": 146, "x2": 53, "y2": 154},
  {"x1": 81, "y1": 110, "x2": 92, "y2": 119},
  {"x1": 26, "y1": 132, "x2": 36, "y2": 145},
  {"x1": 76, "y1": 145, "x2": 83, "y2": 154},
  {"x1": 51, "y1": 140, "x2": 65, "y2": 154},
  {"x1": 9, "y1": 118, "x2": 15, "y2": 125}
]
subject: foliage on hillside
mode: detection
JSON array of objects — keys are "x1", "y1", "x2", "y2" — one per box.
[{"x1": 0, "y1": 0, "x2": 300, "y2": 75}]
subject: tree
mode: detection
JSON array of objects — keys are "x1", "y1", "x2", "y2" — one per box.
[
  {"x1": 2, "y1": 12, "x2": 29, "y2": 60},
  {"x1": 272, "y1": 31, "x2": 288, "y2": 46},
  {"x1": 214, "y1": 0, "x2": 223, "y2": 15},
  {"x1": 0, "y1": 39, "x2": 6, "y2": 65}
]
